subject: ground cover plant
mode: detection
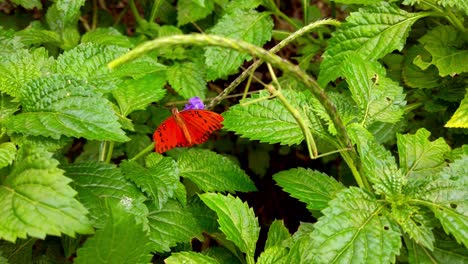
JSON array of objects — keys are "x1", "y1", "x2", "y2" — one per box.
[{"x1": 0, "y1": 0, "x2": 467, "y2": 263}]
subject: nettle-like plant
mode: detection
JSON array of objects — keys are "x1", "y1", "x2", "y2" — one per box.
[{"x1": 0, "y1": 0, "x2": 466, "y2": 263}]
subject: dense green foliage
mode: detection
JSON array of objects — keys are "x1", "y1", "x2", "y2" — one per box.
[{"x1": 0, "y1": 0, "x2": 466, "y2": 263}]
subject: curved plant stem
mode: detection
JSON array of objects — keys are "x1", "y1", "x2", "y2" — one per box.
[
  {"x1": 108, "y1": 33, "x2": 362, "y2": 187},
  {"x1": 149, "y1": 0, "x2": 163, "y2": 22},
  {"x1": 105, "y1": 141, "x2": 115, "y2": 163},
  {"x1": 130, "y1": 143, "x2": 154, "y2": 162},
  {"x1": 207, "y1": 19, "x2": 340, "y2": 109},
  {"x1": 129, "y1": 0, "x2": 144, "y2": 26}
]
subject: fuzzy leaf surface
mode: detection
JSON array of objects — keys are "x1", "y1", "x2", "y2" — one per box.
[
  {"x1": 121, "y1": 153, "x2": 179, "y2": 210},
  {"x1": 273, "y1": 168, "x2": 345, "y2": 211},
  {"x1": 113, "y1": 72, "x2": 167, "y2": 116},
  {"x1": 55, "y1": 43, "x2": 127, "y2": 92},
  {"x1": 415, "y1": 26, "x2": 468, "y2": 76},
  {"x1": 5, "y1": 75, "x2": 128, "y2": 142},
  {"x1": 165, "y1": 252, "x2": 220, "y2": 264},
  {"x1": 63, "y1": 163, "x2": 148, "y2": 228},
  {"x1": 178, "y1": 149, "x2": 256, "y2": 192},
  {"x1": 0, "y1": 143, "x2": 16, "y2": 169},
  {"x1": 265, "y1": 219, "x2": 291, "y2": 249},
  {"x1": 166, "y1": 62, "x2": 207, "y2": 99},
  {"x1": 446, "y1": 89, "x2": 468, "y2": 128},
  {"x1": 397, "y1": 128, "x2": 450, "y2": 180},
  {"x1": 200, "y1": 193, "x2": 260, "y2": 257},
  {"x1": 405, "y1": 232, "x2": 468, "y2": 263},
  {"x1": 318, "y1": 2, "x2": 427, "y2": 85},
  {"x1": 147, "y1": 200, "x2": 202, "y2": 252},
  {"x1": 75, "y1": 203, "x2": 153, "y2": 264},
  {"x1": 177, "y1": 0, "x2": 215, "y2": 26},
  {"x1": 205, "y1": 9, "x2": 273, "y2": 80},
  {"x1": 0, "y1": 148, "x2": 93, "y2": 242},
  {"x1": 341, "y1": 53, "x2": 406, "y2": 126},
  {"x1": 311, "y1": 187, "x2": 401, "y2": 264},
  {"x1": 81, "y1": 27, "x2": 133, "y2": 47}
]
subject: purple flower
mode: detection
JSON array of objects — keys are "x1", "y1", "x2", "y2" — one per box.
[{"x1": 183, "y1": 96, "x2": 205, "y2": 110}]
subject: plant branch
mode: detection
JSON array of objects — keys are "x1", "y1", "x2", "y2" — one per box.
[{"x1": 130, "y1": 143, "x2": 154, "y2": 161}]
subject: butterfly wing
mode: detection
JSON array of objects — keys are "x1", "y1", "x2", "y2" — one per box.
[
  {"x1": 179, "y1": 110, "x2": 224, "y2": 145},
  {"x1": 153, "y1": 116, "x2": 190, "y2": 153}
]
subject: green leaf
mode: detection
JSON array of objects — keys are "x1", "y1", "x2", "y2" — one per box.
[
  {"x1": 46, "y1": 0, "x2": 85, "y2": 31},
  {"x1": 224, "y1": 0, "x2": 262, "y2": 12},
  {"x1": 5, "y1": 75, "x2": 128, "y2": 142},
  {"x1": 178, "y1": 149, "x2": 256, "y2": 192},
  {"x1": 113, "y1": 72, "x2": 167, "y2": 116},
  {"x1": 392, "y1": 204, "x2": 435, "y2": 250},
  {"x1": 177, "y1": 0, "x2": 215, "y2": 26},
  {"x1": 110, "y1": 56, "x2": 166, "y2": 79},
  {"x1": 200, "y1": 193, "x2": 260, "y2": 258},
  {"x1": 349, "y1": 124, "x2": 404, "y2": 196},
  {"x1": 0, "y1": 48, "x2": 53, "y2": 97},
  {"x1": 205, "y1": 9, "x2": 273, "y2": 80},
  {"x1": 318, "y1": 2, "x2": 428, "y2": 86},
  {"x1": 0, "y1": 147, "x2": 93, "y2": 242},
  {"x1": 311, "y1": 187, "x2": 401, "y2": 264},
  {"x1": 397, "y1": 128, "x2": 451, "y2": 180},
  {"x1": 166, "y1": 251, "x2": 220, "y2": 264},
  {"x1": 415, "y1": 25, "x2": 468, "y2": 76},
  {"x1": 75, "y1": 203, "x2": 153, "y2": 264},
  {"x1": 265, "y1": 219, "x2": 291, "y2": 249},
  {"x1": 0, "y1": 143, "x2": 16, "y2": 169},
  {"x1": 273, "y1": 168, "x2": 345, "y2": 211},
  {"x1": 401, "y1": 45, "x2": 440, "y2": 89},
  {"x1": 438, "y1": 0, "x2": 468, "y2": 15},
  {"x1": 223, "y1": 90, "x2": 328, "y2": 146},
  {"x1": 63, "y1": 163, "x2": 148, "y2": 228},
  {"x1": 147, "y1": 200, "x2": 202, "y2": 252},
  {"x1": 0, "y1": 93, "x2": 19, "y2": 122},
  {"x1": 10, "y1": 0, "x2": 42, "y2": 9},
  {"x1": 256, "y1": 246, "x2": 289, "y2": 264},
  {"x1": 166, "y1": 62, "x2": 207, "y2": 99},
  {"x1": 0, "y1": 238, "x2": 36, "y2": 264},
  {"x1": 341, "y1": 53, "x2": 406, "y2": 126},
  {"x1": 328, "y1": 0, "x2": 381, "y2": 4},
  {"x1": 187, "y1": 196, "x2": 218, "y2": 233},
  {"x1": 431, "y1": 206, "x2": 468, "y2": 248},
  {"x1": 55, "y1": 43, "x2": 127, "y2": 92},
  {"x1": 446, "y1": 89, "x2": 468, "y2": 128},
  {"x1": 405, "y1": 232, "x2": 468, "y2": 264},
  {"x1": 15, "y1": 28, "x2": 61, "y2": 46},
  {"x1": 81, "y1": 27, "x2": 133, "y2": 48},
  {"x1": 121, "y1": 153, "x2": 179, "y2": 210}
]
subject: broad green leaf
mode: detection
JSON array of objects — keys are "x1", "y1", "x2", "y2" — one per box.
[
  {"x1": 341, "y1": 53, "x2": 406, "y2": 126},
  {"x1": 165, "y1": 251, "x2": 219, "y2": 264},
  {"x1": 438, "y1": 0, "x2": 468, "y2": 15},
  {"x1": 81, "y1": 27, "x2": 133, "y2": 48},
  {"x1": 405, "y1": 232, "x2": 468, "y2": 264},
  {"x1": 311, "y1": 187, "x2": 401, "y2": 264},
  {"x1": 397, "y1": 128, "x2": 450, "y2": 180},
  {"x1": 63, "y1": 163, "x2": 148, "y2": 228},
  {"x1": 284, "y1": 234, "x2": 314, "y2": 264},
  {"x1": 205, "y1": 9, "x2": 273, "y2": 80},
  {"x1": 401, "y1": 45, "x2": 440, "y2": 89},
  {"x1": 256, "y1": 246, "x2": 288, "y2": 264},
  {"x1": 200, "y1": 193, "x2": 260, "y2": 258},
  {"x1": 10, "y1": 0, "x2": 42, "y2": 9},
  {"x1": 46, "y1": 0, "x2": 85, "y2": 31},
  {"x1": 10, "y1": 134, "x2": 71, "y2": 152},
  {"x1": 0, "y1": 238, "x2": 36, "y2": 264},
  {"x1": 166, "y1": 62, "x2": 207, "y2": 99},
  {"x1": 415, "y1": 26, "x2": 468, "y2": 76},
  {"x1": 147, "y1": 200, "x2": 202, "y2": 252},
  {"x1": 224, "y1": 0, "x2": 262, "y2": 12},
  {"x1": 75, "y1": 203, "x2": 153, "y2": 264},
  {"x1": 5, "y1": 75, "x2": 128, "y2": 142},
  {"x1": 349, "y1": 124, "x2": 404, "y2": 196},
  {"x1": 121, "y1": 153, "x2": 179, "y2": 210},
  {"x1": 178, "y1": 149, "x2": 256, "y2": 192},
  {"x1": 124, "y1": 134, "x2": 152, "y2": 162},
  {"x1": 265, "y1": 219, "x2": 291, "y2": 249},
  {"x1": 203, "y1": 246, "x2": 241, "y2": 264},
  {"x1": 392, "y1": 204, "x2": 435, "y2": 250},
  {"x1": 318, "y1": 2, "x2": 428, "y2": 86},
  {"x1": 0, "y1": 48, "x2": 53, "y2": 97},
  {"x1": 223, "y1": 90, "x2": 328, "y2": 146},
  {"x1": 55, "y1": 43, "x2": 127, "y2": 92},
  {"x1": 431, "y1": 206, "x2": 468, "y2": 248},
  {"x1": 0, "y1": 148, "x2": 93, "y2": 242},
  {"x1": 15, "y1": 28, "x2": 61, "y2": 46},
  {"x1": 329, "y1": 0, "x2": 381, "y2": 4},
  {"x1": 177, "y1": 0, "x2": 215, "y2": 26},
  {"x1": 0, "y1": 143, "x2": 16, "y2": 169},
  {"x1": 187, "y1": 196, "x2": 218, "y2": 233},
  {"x1": 113, "y1": 72, "x2": 167, "y2": 116},
  {"x1": 273, "y1": 168, "x2": 345, "y2": 211},
  {"x1": 446, "y1": 90, "x2": 468, "y2": 128}
]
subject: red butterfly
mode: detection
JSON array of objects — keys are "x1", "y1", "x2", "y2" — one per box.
[{"x1": 153, "y1": 108, "x2": 224, "y2": 153}]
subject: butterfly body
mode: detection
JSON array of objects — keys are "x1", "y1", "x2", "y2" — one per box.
[{"x1": 153, "y1": 108, "x2": 224, "y2": 153}]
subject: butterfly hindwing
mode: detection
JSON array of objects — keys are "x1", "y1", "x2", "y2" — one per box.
[
  {"x1": 179, "y1": 110, "x2": 224, "y2": 145},
  {"x1": 153, "y1": 116, "x2": 189, "y2": 153}
]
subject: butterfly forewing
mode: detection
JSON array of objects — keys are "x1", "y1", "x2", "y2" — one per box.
[
  {"x1": 153, "y1": 116, "x2": 190, "y2": 153},
  {"x1": 179, "y1": 110, "x2": 224, "y2": 144}
]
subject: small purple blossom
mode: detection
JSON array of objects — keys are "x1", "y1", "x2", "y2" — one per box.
[{"x1": 183, "y1": 96, "x2": 205, "y2": 110}]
